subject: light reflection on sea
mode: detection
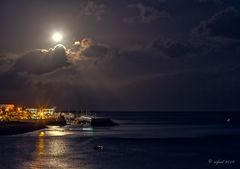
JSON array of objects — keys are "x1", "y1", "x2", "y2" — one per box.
[
  {"x1": 16, "y1": 127, "x2": 91, "y2": 169},
  {"x1": 22, "y1": 129, "x2": 72, "y2": 169},
  {"x1": 1, "y1": 111, "x2": 240, "y2": 169}
]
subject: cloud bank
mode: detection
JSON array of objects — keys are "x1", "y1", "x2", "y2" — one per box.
[{"x1": 1, "y1": 0, "x2": 240, "y2": 111}]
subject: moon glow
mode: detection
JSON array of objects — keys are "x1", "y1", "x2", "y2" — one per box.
[{"x1": 52, "y1": 32, "x2": 63, "y2": 42}]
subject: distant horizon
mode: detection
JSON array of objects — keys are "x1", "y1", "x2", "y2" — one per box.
[{"x1": 2, "y1": 103, "x2": 240, "y2": 112}]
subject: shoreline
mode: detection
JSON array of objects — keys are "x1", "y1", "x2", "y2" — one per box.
[
  {"x1": 0, "y1": 119, "x2": 66, "y2": 136},
  {"x1": 0, "y1": 121, "x2": 46, "y2": 136}
]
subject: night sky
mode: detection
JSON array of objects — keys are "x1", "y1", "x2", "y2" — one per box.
[{"x1": 1, "y1": 0, "x2": 240, "y2": 111}]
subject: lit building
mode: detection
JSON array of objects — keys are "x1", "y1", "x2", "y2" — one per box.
[
  {"x1": 26, "y1": 107, "x2": 56, "y2": 115},
  {"x1": 0, "y1": 104, "x2": 15, "y2": 111},
  {"x1": 0, "y1": 104, "x2": 56, "y2": 120},
  {"x1": 42, "y1": 108, "x2": 56, "y2": 115},
  {"x1": 25, "y1": 108, "x2": 38, "y2": 114}
]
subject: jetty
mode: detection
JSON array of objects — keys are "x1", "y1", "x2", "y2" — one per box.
[{"x1": 74, "y1": 116, "x2": 118, "y2": 127}]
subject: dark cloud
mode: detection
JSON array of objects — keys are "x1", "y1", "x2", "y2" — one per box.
[
  {"x1": 197, "y1": 0, "x2": 223, "y2": 5},
  {"x1": 14, "y1": 45, "x2": 69, "y2": 75},
  {"x1": 1, "y1": 0, "x2": 240, "y2": 110},
  {"x1": 1, "y1": 36, "x2": 240, "y2": 110},
  {"x1": 82, "y1": 1, "x2": 106, "y2": 21},
  {"x1": 119, "y1": 68, "x2": 240, "y2": 111},
  {"x1": 0, "y1": 55, "x2": 16, "y2": 74},
  {"x1": 148, "y1": 39, "x2": 195, "y2": 58},
  {"x1": 192, "y1": 7, "x2": 240, "y2": 39},
  {"x1": 123, "y1": 3, "x2": 170, "y2": 23},
  {"x1": 83, "y1": 45, "x2": 108, "y2": 58}
]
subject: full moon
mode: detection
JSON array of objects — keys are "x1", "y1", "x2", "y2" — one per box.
[{"x1": 52, "y1": 32, "x2": 63, "y2": 42}]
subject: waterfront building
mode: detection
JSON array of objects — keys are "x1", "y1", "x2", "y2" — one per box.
[
  {"x1": 0, "y1": 104, "x2": 15, "y2": 111},
  {"x1": 26, "y1": 107, "x2": 56, "y2": 116}
]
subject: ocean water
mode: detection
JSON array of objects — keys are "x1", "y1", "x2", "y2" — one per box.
[{"x1": 0, "y1": 111, "x2": 240, "y2": 169}]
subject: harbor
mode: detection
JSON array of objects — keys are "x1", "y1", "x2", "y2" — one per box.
[
  {"x1": 0, "y1": 104, "x2": 118, "y2": 136},
  {"x1": 1, "y1": 111, "x2": 240, "y2": 169},
  {"x1": 0, "y1": 104, "x2": 65, "y2": 135}
]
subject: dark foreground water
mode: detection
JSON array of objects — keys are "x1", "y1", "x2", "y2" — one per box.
[{"x1": 0, "y1": 111, "x2": 240, "y2": 169}]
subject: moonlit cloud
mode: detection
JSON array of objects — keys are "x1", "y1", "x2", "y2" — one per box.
[
  {"x1": 81, "y1": 38, "x2": 92, "y2": 49},
  {"x1": 66, "y1": 38, "x2": 93, "y2": 63}
]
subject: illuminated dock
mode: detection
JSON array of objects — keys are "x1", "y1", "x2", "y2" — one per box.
[
  {"x1": 0, "y1": 104, "x2": 66, "y2": 135},
  {"x1": 0, "y1": 104, "x2": 57, "y2": 121}
]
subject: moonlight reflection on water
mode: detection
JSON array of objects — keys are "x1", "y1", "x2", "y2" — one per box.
[{"x1": 21, "y1": 128, "x2": 87, "y2": 169}]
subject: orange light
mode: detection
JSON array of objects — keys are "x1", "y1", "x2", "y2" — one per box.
[{"x1": 6, "y1": 104, "x2": 15, "y2": 111}]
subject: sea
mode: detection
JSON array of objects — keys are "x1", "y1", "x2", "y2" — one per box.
[{"x1": 0, "y1": 111, "x2": 240, "y2": 169}]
